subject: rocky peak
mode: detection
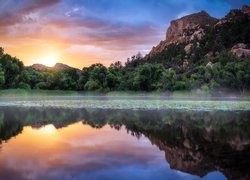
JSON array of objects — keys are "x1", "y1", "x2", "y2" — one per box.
[
  {"x1": 166, "y1": 10, "x2": 217, "y2": 43},
  {"x1": 226, "y1": 9, "x2": 243, "y2": 17},
  {"x1": 30, "y1": 62, "x2": 73, "y2": 72},
  {"x1": 52, "y1": 63, "x2": 71, "y2": 71},
  {"x1": 30, "y1": 63, "x2": 49, "y2": 71},
  {"x1": 242, "y1": 5, "x2": 250, "y2": 14},
  {"x1": 147, "y1": 10, "x2": 217, "y2": 57},
  {"x1": 218, "y1": 5, "x2": 250, "y2": 25},
  {"x1": 146, "y1": 5, "x2": 250, "y2": 59}
]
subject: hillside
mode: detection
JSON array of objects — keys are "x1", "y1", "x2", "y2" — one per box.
[
  {"x1": 145, "y1": 5, "x2": 250, "y2": 68},
  {"x1": 147, "y1": 10, "x2": 218, "y2": 58},
  {"x1": 30, "y1": 63, "x2": 76, "y2": 71}
]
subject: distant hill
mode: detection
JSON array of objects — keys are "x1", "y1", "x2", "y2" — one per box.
[
  {"x1": 53, "y1": 63, "x2": 72, "y2": 71},
  {"x1": 30, "y1": 63, "x2": 49, "y2": 71},
  {"x1": 30, "y1": 63, "x2": 81, "y2": 73}
]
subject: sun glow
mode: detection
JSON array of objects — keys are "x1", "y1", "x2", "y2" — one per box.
[
  {"x1": 38, "y1": 124, "x2": 57, "y2": 135},
  {"x1": 38, "y1": 53, "x2": 59, "y2": 67}
]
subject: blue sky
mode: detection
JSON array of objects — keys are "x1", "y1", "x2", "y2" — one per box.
[{"x1": 0, "y1": 0, "x2": 249, "y2": 67}]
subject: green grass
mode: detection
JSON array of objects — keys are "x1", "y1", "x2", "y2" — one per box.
[
  {"x1": 0, "y1": 89, "x2": 79, "y2": 96},
  {"x1": 0, "y1": 99, "x2": 249, "y2": 111},
  {"x1": 172, "y1": 90, "x2": 210, "y2": 98}
]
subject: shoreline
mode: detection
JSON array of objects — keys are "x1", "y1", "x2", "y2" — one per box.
[{"x1": 0, "y1": 99, "x2": 249, "y2": 111}]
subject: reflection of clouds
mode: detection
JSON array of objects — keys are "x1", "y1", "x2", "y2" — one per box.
[
  {"x1": 0, "y1": 108, "x2": 233, "y2": 179},
  {"x1": 0, "y1": 121, "x2": 205, "y2": 179},
  {"x1": 0, "y1": 164, "x2": 27, "y2": 180},
  {"x1": 0, "y1": 122, "x2": 173, "y2": 179}
]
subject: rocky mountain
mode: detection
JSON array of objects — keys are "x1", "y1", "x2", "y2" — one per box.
[
  {"x1": 30, "y1": 63, "x2": 80, "y2": 72},
  {"x1": 53, "y1": 63, "x2": 72, "y2": 71},
  {"x1": 147, "y1": 11, "x2": 218, "y2": 58},
  {"x1": 146, "y1": 5, "x2": 250, "y2": 61},
  {"x1": 30, "y1": 63, "x2": 49, "y2": 71}
]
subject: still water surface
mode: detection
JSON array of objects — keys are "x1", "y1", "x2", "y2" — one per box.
[{"x1": 0, "y1": 107, "x2": 249, "y2": 179}]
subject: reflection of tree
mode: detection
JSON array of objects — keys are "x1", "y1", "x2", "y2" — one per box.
[
  {"x1": 0, "y1": 110, "x2": 23, "y2": 142},
  {"x1": 0, "y1": 107, "x2": 249, "y2": 179},
  {"x1": 75, "y1": 109, "x2": 250, "y2": 179}
]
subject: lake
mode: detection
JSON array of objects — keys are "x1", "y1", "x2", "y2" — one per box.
[{"x1": 0, "y1": 105, "x2": 249, "y2": 179}]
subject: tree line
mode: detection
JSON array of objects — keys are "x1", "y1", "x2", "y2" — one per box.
[{"x1": 0, "y1": 47, "x2": 249, "y2": 93}]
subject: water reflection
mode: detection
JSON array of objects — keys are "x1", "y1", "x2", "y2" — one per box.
[{"x1": 0, "y1": 107, "x2": 249, "y2": 179}]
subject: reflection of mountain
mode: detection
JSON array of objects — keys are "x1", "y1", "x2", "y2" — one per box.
[
  {"x1": 146, "y1": 128, "x2": 250, "y2": 180},
  {"x1": 0, "y1": 107, "x2": 249, "y2": 179}
]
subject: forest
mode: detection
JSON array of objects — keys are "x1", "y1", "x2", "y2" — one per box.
[{"x1": 0, "y1": 47, "x2": 249, "y2": 93}]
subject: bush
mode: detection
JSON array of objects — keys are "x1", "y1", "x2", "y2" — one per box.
[
  {"x1": 35, "y1": 82, "x2": 48, "y2": 89},
  {"x1": 174, "y1": 81, "x2": 187, "y2": 90},
  {"x1": 201, "y1": 84, "x2": 209, "y2": 92},
  {"x1": 84, "y1": 80, "x2": 101, "y2": 91},
  {"x1": 18, "y1": 82, "x2": 31, "y2": 89}
]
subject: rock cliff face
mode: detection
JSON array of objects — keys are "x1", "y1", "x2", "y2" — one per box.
[
  {"x1": 147, "y1": 5, "x2": 250, "y2": 58},
  {"x1": 147, "y1": 11, "x2": 218, "y2": 57},
  {"x1": 166, "y1": 11, "x2": 217, "y2": 43}
]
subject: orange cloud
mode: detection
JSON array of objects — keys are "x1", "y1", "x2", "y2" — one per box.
[{"x1": 0, "y1": 0, "x2": 164, "y2": 68}]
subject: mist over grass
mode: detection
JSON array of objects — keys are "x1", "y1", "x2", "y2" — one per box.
[
  {"x1": 0, "y1": 89, "x2": 249, "y2": 100},
  {"x1": 0, "y1": 89, "x2": 249, "y2": 111}
]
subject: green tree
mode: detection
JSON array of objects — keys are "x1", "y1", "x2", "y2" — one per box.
[
  {"x1": 0, "y1": 47, "x2": 4, "y2": 57},
  {"x1": 0, "y1": 65, "x2": 5, "y2": 88},
  {"x1": 132, "y1": 64, "x2": 164, "y2": 91},
  {"x1": 0, "y1": 54, "x2": 24, "y2": 88},
  {"x1": 84, "y1": 80, "x2": 101, "y2": 91},
  {"x1": 17, "y1": 82, "x2": 31, "y2": 89},
  {"x1": 160, "y1": 69, "x2": 176, "y2": 91},
  {"x1": 80, "y1": 64, "x2": 107, "y2": 91}
]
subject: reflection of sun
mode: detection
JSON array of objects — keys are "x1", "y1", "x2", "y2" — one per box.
[
  {"x1": 38, "y1": 124, "x2": 57, "y2": 135},
  {"x1": 39, "y1": 53, "x2": 58, "y2": 67}
]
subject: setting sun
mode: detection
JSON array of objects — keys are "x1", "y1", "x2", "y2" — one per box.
[
  {"x1": 38, "y1": 124, "x2": 57, "y2": 135},
  {"x1": 38, "y1": 53, "x2": 59, "y2": 67}
]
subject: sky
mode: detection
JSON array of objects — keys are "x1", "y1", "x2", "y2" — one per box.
[{"x1": 0, "y1": 0, "x2": 249, "y2": 68}]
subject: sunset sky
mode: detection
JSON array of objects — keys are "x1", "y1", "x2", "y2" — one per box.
[{"x1": 0, "y1": 0, "x2": 249, "y2": 68}]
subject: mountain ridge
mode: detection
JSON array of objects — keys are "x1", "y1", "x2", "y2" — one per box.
[
  {"x1": 146, "y1": 5, "x2": 250, "y2": 59},
  {"x1": 30, "y1": 62, "x2": 78, "y2": 72}
]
